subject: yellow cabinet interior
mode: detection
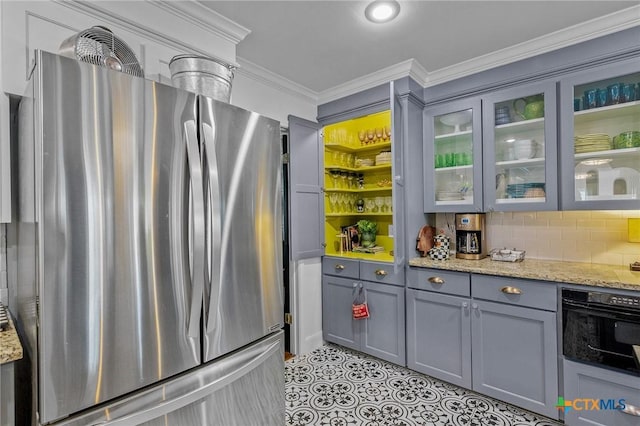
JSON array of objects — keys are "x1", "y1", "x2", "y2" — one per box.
[{"x1": 323, "y1": 110, "x2": 394, "y2": 262}]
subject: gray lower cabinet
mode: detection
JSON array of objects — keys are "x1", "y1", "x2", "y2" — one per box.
[
  {"x1": 322, "y1": 275, "x2": 360, "y2": 350},
  {"x1": 471, "y1": 299, "x2": 558, "y2": 419},
  {"x1": 406, "y1": 288, "x2": 472, "y2": 388},
  {"x1": 406, "y1": 269, "x2": 559, "y2": 419},
  {"x1": 322, "y1": 258, "x2": 405, "y2": 365},
  {"x1": 361, "y1": 281, "x2": 405, "y2": 365},
  {"x1": 563, "y1": 359, "x2": 640, "y2": 426}
]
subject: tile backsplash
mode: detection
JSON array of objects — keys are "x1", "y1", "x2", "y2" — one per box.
[{"x1": 435, "y1": 211, "x2": 640, "y2": 265}]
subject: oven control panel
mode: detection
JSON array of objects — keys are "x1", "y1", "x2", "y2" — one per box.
[{"x1": 607, "y1": 295, "x2": 640, "y2": 308}]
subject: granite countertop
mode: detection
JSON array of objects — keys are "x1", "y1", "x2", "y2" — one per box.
[
  {"x1": 0, "y1": 315, "x2": 23, "y2": 364},
  {"x1": 408, "y1": 257, "x2": 640, "y2": 292}
]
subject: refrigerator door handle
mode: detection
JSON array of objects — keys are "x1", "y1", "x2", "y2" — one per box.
[
  {"x1": 184, "y1": 120, "x2": 205, "y2": 338},
  {"x1": 201, "y1": 122, "x2": 222, "y2": 333}
]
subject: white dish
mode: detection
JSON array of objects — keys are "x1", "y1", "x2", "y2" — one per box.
[{"x1": 439, "y1": 110, "x2": 472, "y2": 132}]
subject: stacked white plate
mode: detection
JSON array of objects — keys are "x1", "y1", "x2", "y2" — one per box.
[
  {"x1": 574, "y1": 133, "x2": 611, "y2": 153},
  {"x1": 436, "y1": 191, "x2": 463, "y2": 201}
]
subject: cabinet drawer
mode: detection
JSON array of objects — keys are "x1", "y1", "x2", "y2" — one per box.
[
  {"x1": 360, "y1": 261, "x2": 403, "y2": 286},
  {"x1": 471, "y1": 275, "x2": 556, "y2": 311},
  {"x1": 563, "y1": 359, "x2": 640, "y2": 426},
  {"x1": 407, "y1": 268, "x2": 470, "y2": 297},
  {"x1": 322, "y1": 257, "x2": 359, "y2": 279}
]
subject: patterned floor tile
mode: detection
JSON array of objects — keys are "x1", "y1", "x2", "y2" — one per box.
[{"x1": 285, "y1": 344, "x2": 562, "y2": 426}]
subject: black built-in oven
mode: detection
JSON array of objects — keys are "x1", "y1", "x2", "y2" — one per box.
[{"x1": 562, "y1": 288, "x2": 640, "y2": 376}]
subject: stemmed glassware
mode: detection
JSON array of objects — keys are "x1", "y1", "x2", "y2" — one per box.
[
  {"x1": 340, "y1": 193, "x2": 349, "y2": 213},
  {"x1": 332, "y1": 151, "x2": 340, "y2": 166},
  {"x1": 328, "y1": 193, "x2": 338, "y2": 213},
  {"x1": 330, "y1": 169, "x2": 340, "y2": 188},
  {"x1": 339, "y1": 171, "x2": 348, "y2": 189},
  {"x1": 375, "y1": 197, "x2": 384, "y2": 213},
  {"x1": 384, "y1": 196, "x2": 392, "y2": 212},
  {"x1": 358, "y1": 130, "x2": 366, "y2": 146},
  {"x1": 347, "y1": 172, "x2": 355, "y2": 189},
  {"x1": 365, "y1": 198, "x2": 375, "y2": 212}
]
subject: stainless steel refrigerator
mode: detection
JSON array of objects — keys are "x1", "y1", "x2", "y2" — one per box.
[{"x1": 11, "y1": 50, "x2": 284, "y2": 425}]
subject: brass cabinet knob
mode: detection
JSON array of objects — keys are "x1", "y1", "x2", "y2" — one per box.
[
  {"x1": 501, "y1": 286, "x2": 522, "y2": 295},
  {"x1": 335, "y1": 264, "x2": 345, "y2": 270},
  {"x1": 428, "y1": 276, "x2": 445, "y2": 284},
  {"x1": 375, "y1": 269, "x2": 387, "y2": 276}
]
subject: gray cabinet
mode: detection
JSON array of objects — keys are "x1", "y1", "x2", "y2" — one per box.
[
  {"x1": 406, "y1": 288, "x2": 472, "y2": 388},
  {"x1": 423, "y1": 97, "x2": 483, "y2": 213},
  {"x1": 471, "y1": 299, "x2": 558, "y2": 419},
  {"x1": 361, "y1": 281, "x2": 405, "y2": 365},
  {"x1": 406, "y1": 269, "x2": 558, "y2": 419},
  {"x1": 559, "y1": 57, "x2": 640, "y2": 210},
  {"x1": 322, "y1": 275, "x2": 359, "y2": 350},
  {"x1": 563, "y1": 359, "x2": 640, "y2": 426},
  {"x1": 322, "y1": 257, "x2": 405, "y2": 365},
  {"x1": 482, "y1": 80, "x2": 559, "y2": 211},
  {"x1": 288, "y1": 115, "x2": 324, "y2": 260},
  {"x1": 424, "y1": 80, "x2": 559, "y2": 213}
]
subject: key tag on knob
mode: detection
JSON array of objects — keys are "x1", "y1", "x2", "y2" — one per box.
[{"x1": 352, "y1": 285, "x2": 370, "y2": 319}]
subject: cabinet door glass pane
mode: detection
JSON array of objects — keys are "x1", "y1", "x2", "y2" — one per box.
[
  {"x1": 572, "y1": 72, "x2": 640, "y2": 202},
  {"x1": 493, "y1": 94, "x2": 547, "y2": 203},
  {"x1": 433, "y1": 109, "x2": 474, "y2": 206}
]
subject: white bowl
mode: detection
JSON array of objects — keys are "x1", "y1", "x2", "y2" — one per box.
[{"x1": 514, "y1": 139, "x2": 536, "y2": 159}]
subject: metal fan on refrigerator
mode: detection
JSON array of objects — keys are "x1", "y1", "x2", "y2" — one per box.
[{"x1": 59, "y1": 26, "x2": 144, "y2": 77}]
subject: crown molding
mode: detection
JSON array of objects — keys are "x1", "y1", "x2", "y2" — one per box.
[
  {"x1": 235, "y1": 57, "x2": 318, "y2": 104},
  {"x1": 425, "y1": 5, "x2": 640, "y2": 87},
  {"x1": 55, "y1": 0, "x2": 237, "y2": 62},
  {"x1": 317, "y1": 59, "x2": 416, "y2": 105},
  {"x1": 152, "y1": 0, "x2": 251, "y2": 45}
]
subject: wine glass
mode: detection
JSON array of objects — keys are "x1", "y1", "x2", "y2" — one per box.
[
  {"x1": 358, "y1": 130, "x2": 366, "y2": 146},
  {"x1": 384, "y1": 196, "x2": 393, "y2": 212},
  {"x1": 347, "y1": 172, "x2": 356, "y2": 189},
  {"x1": 375, "y1": 128, "x2": 383, "y2": 142},
  {"x1": 329, "y1": 169, "x2": 340, "y2": 188},
  {"x1": 347, "y1": 194, "x2": 356, "y2": 213},
  {"x1": 328, "y1": 193, "x2": 338, "y2": 213},
  {"x1": 375, "y1": 196, "x2": 384, "y2": 213},
  {"x1": 331, "y1": 151, "x2": 340, "y2": 166},
  {"x1": 339, "y1": 171, "x2": 348, "y2": 189},
  {"x1": 367, "y1": 129, "x2": 375, "y2": 144},
  {"x1": 384, "y1": 125, "x2": 392, "y2": 140},
  {"x1": 340, "y1": 193, "x2": 349, "y2": 213},
  {"x1": 365, "y1": 198, "x2": 375, "y2": 212}
]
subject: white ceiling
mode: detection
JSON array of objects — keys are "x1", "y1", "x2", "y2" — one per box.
[{"x1": 199, "y1": 1, "x2": 639, "y2": 99}]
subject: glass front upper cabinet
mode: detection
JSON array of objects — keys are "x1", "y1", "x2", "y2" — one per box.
[
  {"x1": 560, "y1": 59, "x2": 640, "y2": 210},
  {"x1": 424, "y1": 98, "x2": 483, "y2": 213},
  {"x1": 482, "y1": 81, "x2": 558, "y2": 211}
]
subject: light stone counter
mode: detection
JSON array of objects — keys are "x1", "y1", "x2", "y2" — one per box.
[
  {"x1": 0, "y1": 316, "x2": 23, "y2": 364},
  {"x1": 408, "y1": 257, "x2": 640, "y2": 292}
]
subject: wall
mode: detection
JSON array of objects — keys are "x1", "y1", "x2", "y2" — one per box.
[
  {"x1": 436, "y1": 210, "x2": 640, "y2": 265},
  {"x1": 232, "y1": 61, "x2": 317, "y2": 126},
  {"x1": 292, "y1": 258, "x2": 323, "y2": 356}
]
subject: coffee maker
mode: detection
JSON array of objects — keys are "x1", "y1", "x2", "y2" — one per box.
[{"x1": 455, "y1": 213, "x2": 487, "y2": 260}]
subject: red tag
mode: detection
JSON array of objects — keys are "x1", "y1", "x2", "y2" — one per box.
[{"x1": 352, "y1": 303, "x2": 370, "y2": 319}]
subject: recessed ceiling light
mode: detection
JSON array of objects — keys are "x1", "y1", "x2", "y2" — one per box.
[{"x1": 365, "y1": 1, "x2": 400, "y2": 23}]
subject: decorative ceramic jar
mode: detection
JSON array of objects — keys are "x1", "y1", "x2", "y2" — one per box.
[{"x1": 429, "y1": 234, "x2": 450, "y2": 260}]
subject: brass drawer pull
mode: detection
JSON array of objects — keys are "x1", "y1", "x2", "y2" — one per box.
[
  {"x1": 375, "y1": 269, "x2": 387, "y2": 276},
  {"x1": 501, "y1": 286, "x2": 522, "y2": 295},
  {"x1": 428, "y1": 276, "x2": 444, "y2": 284},
  {"x1": 335, "y1": 264, "x2": 345, "y2": 271}
]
